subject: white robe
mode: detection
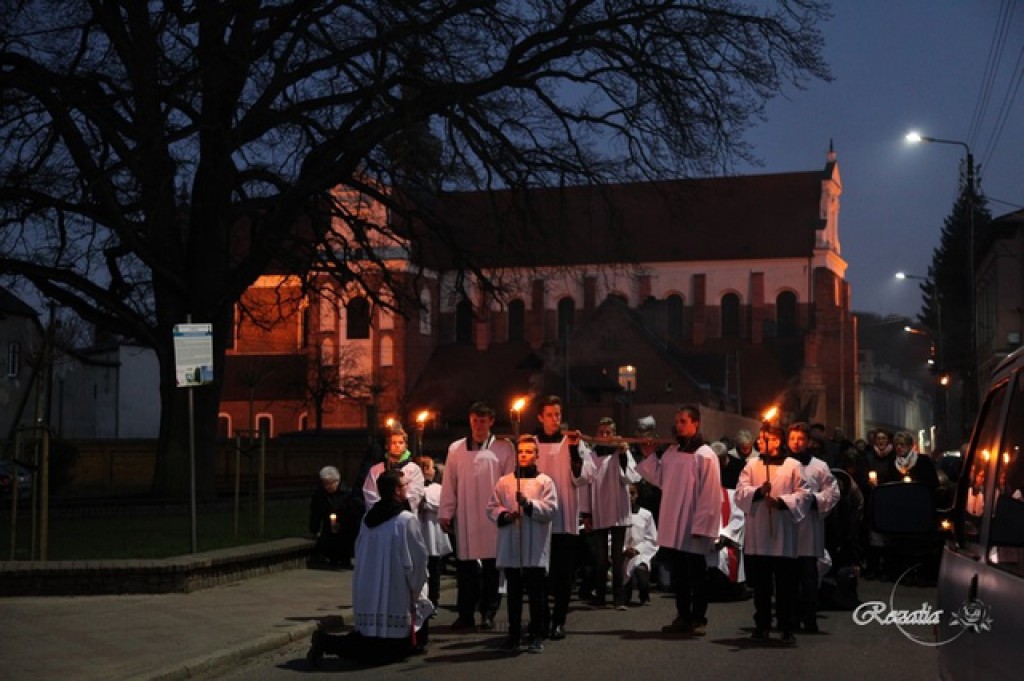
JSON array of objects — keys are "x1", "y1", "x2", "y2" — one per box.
[
  {"x1": 581, "y1": 447, "x2": 641, "y2": 530},
  {"x1": 438, "y1": 436, "x2": 515, "y2": 559},
  {"x1": 420, "y1": 481, "x2": 453, "y2": 557},
  {"x1": 487, "y1": 473, "x2": 558, "y2": 569},
  {"x1": 352, "y1": 510, "x2": 433, "y2": 638},
  {"x1": 636, "y1": 443, "x2": 721, "y2": 554},
  {"x1": 706, "y1": 487, "x2": 746, "y2": 582},
  {"x1": 624, "y1": 506, "x2": 659, "y2": 580},
  {"x1": 363, "y1": 458, "x2": 425, "y2": 519},
  {"x1": 537, "y1": 439, "x2": 596, "y2": 535},
  {"x1": 734, "y1": 456, "x2": 809, "y2": 557},
  {"x1": 795, "y1": 456, "x2": 841, "y2": 558}
]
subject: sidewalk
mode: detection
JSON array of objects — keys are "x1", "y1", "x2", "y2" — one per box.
[{"x1": 0, "y1": 565, "x2": 406, "y2": 681}]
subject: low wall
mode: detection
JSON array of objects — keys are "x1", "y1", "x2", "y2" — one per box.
[{"x1": 0, "y1": 537, "x2": 315, "y2": 596}]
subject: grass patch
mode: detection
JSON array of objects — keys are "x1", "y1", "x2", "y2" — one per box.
[{"x1": 0, "y1": 497, "x2": 310, "y2": 560}]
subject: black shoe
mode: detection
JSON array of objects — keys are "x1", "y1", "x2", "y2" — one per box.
[
  {"x1": 450, "y1": 616, "x2": 476, "y2": 631},
  {"x1": 502, "y1": 636, "x2": 521, "y2": 653},
  {"x1": 549, "y1": 625, "x2": 566, "y2": 640},
  {"x1": 802, "y1": 621, "x2": 820, "y2": 634},
  {"x1": 527, "y1": 637, "x2": 544, "y2": 653},
  {"x1": 781, "y1": 631, "x2": 797, "y2": 646},
  {"x1": 306, "y1": 629, "x2": 325, "y2": 669},
  {"x1": 750, "y1": 628, "x2": 769, "y2": 642},
  {"x1": 479, "y1": 616, "x2": 495, "y2": 631},
  {"x1": 661, "y1": 617, "x2": 692, "y2": 634}
]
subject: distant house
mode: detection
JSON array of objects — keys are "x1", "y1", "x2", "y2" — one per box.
[
  {"x1": 51, "y1": 342, "x2": 161, "y2": 439},
  {"x1": 0, "y1": 288, "x2": 42, "y2": 439},
  {"x1": 221, "y1": 146, "x2": 857, "y2": 438}
]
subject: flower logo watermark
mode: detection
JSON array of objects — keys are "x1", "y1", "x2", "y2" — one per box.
[{"x1": 851, "y1": 565, "x2": 993, "y2": 647}]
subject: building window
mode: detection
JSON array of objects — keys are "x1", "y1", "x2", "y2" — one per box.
[
  {"x1": 217, "y1": 413, "x2": 232, "y2": 439},
  {"x1": 777, "y1": 291, "x2": 798, "y2": 338},
  {"x1": 721, "y1": 293, "x2": 740, "y2": 338},
  {"x1": 346, "y1": 296, "x2": 370, "y2": 339},
  {"x1": 508, "y1": 299, "x2": 526, "y2": 342},
  {"x1": 7, "y1": 341, "x2": 20, "y2": 377},
  {"x1": 298, "y1": 413, "x2": 309, "y2": 431},
  {"x1": 256, "y1": 413, "x2": 273, "y2": 438},
  {"x1": 419, "y1": 289, "x2": 432, "y2": 335},
  {"x1": 380, "y1": 336, "x2": 394, "y2": 367},
  {"x1": 455, "y1": 299, "x2": 473, "y2": 344},
  {"x1": 558, "y1": 297, "x2": 576, "y2": 340},
  {"x1": 666, "y1": 294, "x2": 684, "y2": 340}
]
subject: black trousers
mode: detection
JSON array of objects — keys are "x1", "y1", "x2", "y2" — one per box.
[
  {"x1": 746, "y1": 554, "x2": 799, "y2": 632},
  {"x1": 623, "y1": 564, "x2": 652, "y2": 603},
  {"x1": 455, "y1": 558, "x2": 501, "y2": 621},
  {"x1": 795, "y1": 555, "x2": 820, "y2": 628},
  {"x1": 586, "y1": 526, "x2": 627, "y2": 603},
  {"x1": 549, "y1": 533, "x2": 582, "y2": 626},
  {"x1": 505, "y1": 567, "x2": 549, "y2": 639},
  {"x1": 427, "y1": 556, "x2": 442, "y2": 607},
  {"x1": 664, "y1": 548, "x2": 710, "y2": 625}
]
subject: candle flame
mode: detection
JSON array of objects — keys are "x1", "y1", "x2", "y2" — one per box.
[
  {"x1": 416, "y1": 410, "x2": 430, "y2": 424},
  {"x1": 512, "y1": 397, "x2": 527, "y2": 412},
  {"x1": 762, "y1": 406, "x2": 778, "y2": 421}
]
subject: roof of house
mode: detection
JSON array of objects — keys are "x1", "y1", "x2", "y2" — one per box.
[
  {"x1": 0, "y1": 287, "x2": 39, "y2": 320},
  {"x1": 411, "y1": 169, "x2": 829, "y2": 269}
]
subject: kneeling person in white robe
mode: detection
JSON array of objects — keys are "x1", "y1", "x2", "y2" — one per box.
[{"x1": 307, "y1": 469, "x2": 434, "y2": 666}]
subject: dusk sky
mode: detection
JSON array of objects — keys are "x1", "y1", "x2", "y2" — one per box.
[{"x1": 737, "y1": 0, "x2": 1023, "y2": 320}]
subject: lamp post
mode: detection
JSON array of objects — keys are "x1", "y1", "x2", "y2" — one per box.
[
  {"x1": 895, "y1": 272, "x2": 944, "y2": 370},
  {"x1": 905, "y1": 131, "x2": 978, "y2": 423}
]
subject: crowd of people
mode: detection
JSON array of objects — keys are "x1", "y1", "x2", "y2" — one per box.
[{"x1": 305, "y1": 398, "x2": 949, "y2": 666}]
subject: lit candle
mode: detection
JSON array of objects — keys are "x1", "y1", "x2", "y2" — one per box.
[
  {"x1": 329, "y1": 513, "x2": 338, "y2": 532},
  {"x1": 903, "y1": 475, "x2": 912, "y2": 483},
  {"x1": 868, "y1": 471, "x2": 878, "y2": 486}
]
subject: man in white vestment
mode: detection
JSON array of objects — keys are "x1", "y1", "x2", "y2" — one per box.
[
  {"x1": 307, "y1": 469, "x2": 434, "y2": 667},
  {"x1": 439, "y1": 402, "x2": 515, "y2": 630},
  {"x1": 735, "y1": 425, "x2": 810, "y2": 646},
  {"x1": 636, "y1": 404, "x2": 721, "y2": 636},
  {"x1": 789, "y1": 422, "x2": 840, "y2": 633},
  {"x1": 532, "y1": 395, "x2": 596, "y2": 640},
  {"x1": 622, "y1": 483, "x2": 658, "y2": 605},
  {"x1": 363, "y1": 429, "x2": 424, "y2": 518}
]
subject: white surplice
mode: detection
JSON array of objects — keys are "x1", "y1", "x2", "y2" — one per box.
[
  {"x1": 363, "y1": 458, "x2": 425, "y2": 519},
  {"x1": 420, "y1": 481, "x2": 453, "y2": 557},
  {"x1": 352, "y1": 510, "x2": 433, "y2": 638},
  {"x1": 734, "y1": 456, "x2": 809, "y2": 557},
  {"x1": 794, "y1": 456, "x2": 840, "y2": 558},
  {"x1": 636, "y1": 443, "x2": 721, "y2": 554},
  {"x1": 582, "y1": 447, "x2": 641, "y2": 530},
  {"x1": 487, "y1": 472, "x2": 558, "y2": 569},
  {"x1": 438, "y1": 436, "x2": 515, "y2": 560},
  {"x1": 706, "y1": 487, "x2": 746, "y2": 582},
  {"x1": 624, "y1": 505, "x2": 659, "y2": 580},
  {"x1": 537, "y1": 439, "x2": 596, "y2": 535}
]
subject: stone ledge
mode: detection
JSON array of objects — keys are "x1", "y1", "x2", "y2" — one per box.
[{"x1": 0, "y1": 537, "x2": 315, "y2": 596}]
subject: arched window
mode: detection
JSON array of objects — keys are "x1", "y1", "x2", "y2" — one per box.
[
  {"x1": 777, "y1": 291, "x2": 798, "y2": 338},
  {"x1": 721, "y1": 293, "x2": 740, "y2": 338},
  {"x1": 380, "y1": 336, "x2": 394, "y2": 366},
  {"x1": 508, "y1": 299, "x2": 526, "y2": 342},
  {"x1": 455, "y1": 298, "x2": 474, "y2": 344},
  {"x1": 256, "y1": 413, "x2": 273, "y2": 438},
  {"x1": 419, "y1": 289, "x2": 432, "y2": 335},
  {"x1": 346, "y1": 296, "x2": 370, "y2": 339},
  {"x1": 298, "y1": 413, "x2": 309, "y2": 431},
  {"x1": 558, "y1": 297, "x2": 576, "y2": 340},
  {"x1": 217, "y1": 413, "x2": 232, "y2": 439},
  {"x1": 666, "y1": 294, "x2": 684, "y2": 339}
]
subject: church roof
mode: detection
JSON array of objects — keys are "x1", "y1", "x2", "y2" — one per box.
[{"x1": 413, "y1": 170, "x2": 828, "y2": 269}]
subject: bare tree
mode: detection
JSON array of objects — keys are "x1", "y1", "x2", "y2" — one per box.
[{"x1": 0, "y1": 0, "x2": 830, "y2": 497}]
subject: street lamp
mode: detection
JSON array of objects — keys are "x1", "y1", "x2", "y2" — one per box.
[{"x1": 905, "y1": 131, "x2": 978, "y2": 422}]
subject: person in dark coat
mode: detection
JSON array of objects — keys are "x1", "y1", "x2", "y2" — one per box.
[{"x1": 309, "y1": 466, "x2": 361, "y2": 568}]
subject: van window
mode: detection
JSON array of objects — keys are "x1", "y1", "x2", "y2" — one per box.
[
  {"x1": 960, "y1": 381, "x2": 1007, "y2": 545},
  {"x1": 988, "y1": 376, "x2": 1024, "y2": 575}
]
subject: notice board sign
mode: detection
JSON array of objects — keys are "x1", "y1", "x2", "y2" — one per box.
[{"x1": 173, "y1": 323, "x2": 214, "y2": 387}]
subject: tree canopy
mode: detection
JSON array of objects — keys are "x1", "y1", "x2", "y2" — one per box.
[{"x1": 1, "y1": 0, "x2": 831, "y2": 496}]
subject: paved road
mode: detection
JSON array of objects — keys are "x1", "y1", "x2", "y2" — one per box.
[{"x1": 206, "y1": 576, "x2": 940, "y2": 681}]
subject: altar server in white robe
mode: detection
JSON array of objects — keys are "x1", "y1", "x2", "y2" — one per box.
[
  {"x1": 419, "y1": 456, "x2": 452, "y2": 608},
  {"x1": 581, "y1": 416, "x2": 641, "y2": 608},
  {"x1": 364, "y1": 429, "x2": 425, "y2": 519},
  {"x1": 533, "y1": 395, "x2": 596, "y2": 640},
  {"x1": 735, "y1": 425, "x2": 810, "y2": 646},
  {"x1": 488, "y1": 434, "x2": 558, "y2": 652},
  {"x1": 623, "y1": 483, "x2": 659, "y2": 605},
  {"x1": 439, "y1": 402, "x2": 514, "y2": 631},
  {"x1": 636, "y1": 404, "x2": 721, "y2": 636},
  {"x1": 788, "y1": 422, "x2": 840, "y2": 633},
  {"x1": 306, "y1": 469, "x2": 433, "y2": 667}
]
